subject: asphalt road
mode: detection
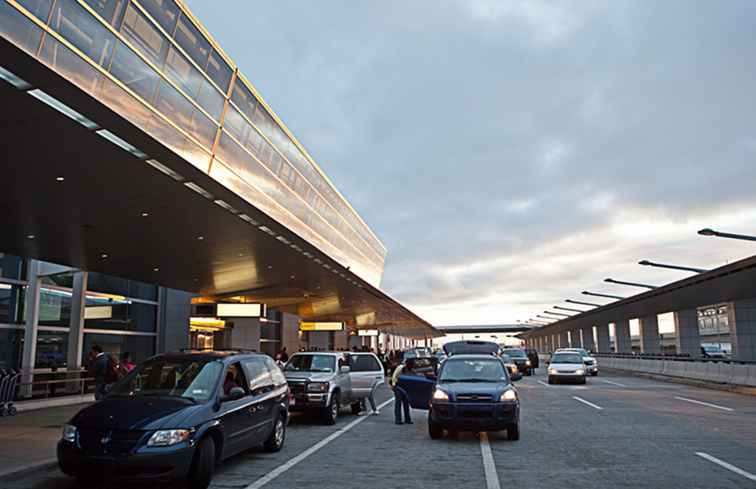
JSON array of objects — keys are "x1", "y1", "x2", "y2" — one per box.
[{"x1": 6, "y1": 370, "x2": 756, "y2": 489}]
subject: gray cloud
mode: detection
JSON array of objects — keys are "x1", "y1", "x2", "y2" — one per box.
[{"x1": 188, "y1": 0, "x2": 756, "y2": 324}]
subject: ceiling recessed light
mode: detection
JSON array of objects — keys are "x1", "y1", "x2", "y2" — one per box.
[
  {"x1": 193, "y1": 278, "x2": 199, "y2": 282},
  {"x1": 267, "y1": 265, "x2": 273, "y2": 270},
  {"x1": 55, "y1": 176, "x2": 64, "y2": 182},
  {"x1": 141, "y1": 212, "x2": 149, "y2": 217},
  {"x1": 100, "y1": 253, "x2": 108, "y2": 259},
  {"x1": 26, "y1": 234, "x2": 35, "y2": 239},
  {"x1": 153, "y1": 267, "x2": 160, "y2": 272},
  {"x1": 238, "y1": 253, "x2": 244, "y2": 257},
  {"x1": 197, "y1": 236, "x2": 204, "y2": 240},
  {"x1": 290, "y1": 275, "x2": 296, "y2": 279}
]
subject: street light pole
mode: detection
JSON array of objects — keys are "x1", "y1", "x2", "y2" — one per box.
[
  {"x1": 582, "y1": 290, "x2": 624, "y2": 300},
  {"x1": 566, "y1": 299, "x2": 602, "y2": 308},
  {"x1": 604, "y1": 278, "x2": 657, "y2": 290},
  {"x1": 698, "y1": 228, "x2": 756, "y2": 242},
  {"x1": 638, "y1": 260, "x2": 708, "y2": 274}
]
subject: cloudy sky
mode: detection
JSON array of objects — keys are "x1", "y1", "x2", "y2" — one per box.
[{"x1": 188, "y1": 0, "x2": 756, "y2": 326}]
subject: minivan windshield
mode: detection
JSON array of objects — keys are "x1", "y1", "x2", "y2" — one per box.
[
  {"x1": 551, "y1": 353, "x2": 584, "y2": 364},
  {"x1": 110, "y1": 357, "x2": 223, "y2": 402},
  {"x1": 439, "y1": 359, "x2": 508, "y2": 383},
  {"x1": 285, "y1": 354, "x2": 336, "y2": 372}
]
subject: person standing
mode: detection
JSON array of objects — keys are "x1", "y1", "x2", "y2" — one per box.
[
  {"x1": 390, "y1": 361, "x2": 412, "y2": 425},
  {"x1": 88, "y1": 345, "x2": 108, "y2": 400},
  {"x1": 279, "y1": 347, "x2": 289, "y2": 363},
  {"x1": 120, "y1": 352, "x2": 135, "y2": 373}
]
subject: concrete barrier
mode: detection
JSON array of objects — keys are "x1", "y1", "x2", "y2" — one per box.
[{"x1": 731, "y1": 364, "x2": 750, "y2": 387}]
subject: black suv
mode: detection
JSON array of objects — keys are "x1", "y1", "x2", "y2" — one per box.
[
  {"x1": 57, "y1": 350, "x2": 290, "y2": 488},
  {"x1": 501, "y1": 348, "x2": 533, "y2": 376}
]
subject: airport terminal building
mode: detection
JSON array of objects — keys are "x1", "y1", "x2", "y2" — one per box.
[{"x1": 0, "y1": 0, "x2": 439, "y2": 395}]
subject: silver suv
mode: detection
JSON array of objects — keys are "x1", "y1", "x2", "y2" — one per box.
[{"x1": 284, "y1": 352, "x2": 384, "y2": 424}]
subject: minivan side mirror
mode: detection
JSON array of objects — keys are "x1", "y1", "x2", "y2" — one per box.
[
  {"x1": 340, "y1": 365, "x2": 350, "y2": 374},
  {"x1": 223, "y1": 386, "x2": 245, "y2": 402}
]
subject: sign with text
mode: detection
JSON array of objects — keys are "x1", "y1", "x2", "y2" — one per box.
[
  {"x1": 299, "y1": 321, "x2": 344, "y2": 332},
  {"x1": 217, "y1": 303, "x2": 264, "y2": 318},
  {"x1": 358, "y1": 329, "x2": 379, "y2": 337}
]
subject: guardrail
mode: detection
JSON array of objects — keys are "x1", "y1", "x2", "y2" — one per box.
[{"x1": 17, "y1": 371, "x2": 96, "y2": 400}]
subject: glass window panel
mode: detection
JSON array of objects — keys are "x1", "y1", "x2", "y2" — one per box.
[
  {"x1": 0, "y1": 0, "x2": 44, "y2": 54},
  {"x1": 173, "y1": 12, "x2": 210, "y2": 69},
  {"x1": 36, "y1": 330, "x2": 69, "y2": 368},
  {"x1": 119, "y1": 2, "x2": 168, "y2": 67},
  {"x1": 108, "y1": 40, "x2": 160, "y2": 103},
  {"x1": 223, "y1": 104, "x2": 251, "y2": 145},
  {"x1": 164, "y1": 44, "x2": 202, "y2": 98},
  {"x1": 0, "y1": 254, "x2": 24, "y2": 280},
  {"x1": 206, "y1": 49, "x2": 232, "y2": 93},
  {"x1": 0, "y1": 328, "x2": 23, "y2": 369},
  {"x1": 154, "y1": 78, "x2": 195, "y2": 135},
  {"x1": 87, "y1": 272, "x2": 158, "y2": 301},
  {"x1": 81, "y1": 0, "x2": 127, "y2": 27},
  {"x1": 85, "y1": 300, "x2": 156, "y2": 333},
  {"x1": 36, "y1": 288, "x2": 72, "y2": 327},
  {"x1": 230, "y1": 82, "x2": 257, "y2": 122},
  {"x1": 189, "y1": 108, "x2": 217, "y2": 149},
  {"x1": 82, "y1": 332, "x2": 154, "y2": 364},
  {"x1": 137, "y1": 0, "x2": 179, "y2": 35},
  {"x1": 195, "y1": 77, "x2": 224, "y2": 121},
  {"x1": 15, "y1": 0, "x2": 54, "y2": 22},
  {"x1": 49, "y1": 0, "x2": 116, "y2": 67},
  {"x1": 0, "y1": 284, "x2": 24, "y2": 324}
]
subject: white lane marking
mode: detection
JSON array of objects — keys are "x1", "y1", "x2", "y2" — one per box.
[
  {"x1": 244, "y1": 397, "x2": 394, "y2": 489},
  {"x1": 696, "y1": 452, "x2": 756, "y2": 482},
  {"x1": 602, "y1": 380, "x2": 627, "y2": 387},
  {"x1": 674, "y1": 396, "x2": 734, "y2": 412},
  {"x1": 479, "y1": 432, "x2": 502, "y2": 489},
  {"x1": 572, "y1": 396, "x2": 603, "y2": 410},
  {"x1": 537, "y1": 380, "x2": 550, "y2": 387}
]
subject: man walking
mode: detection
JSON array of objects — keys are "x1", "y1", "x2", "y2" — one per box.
[
  {"x1": 390, "y1": 361, "x2": 412, "y2": 425},
  {"x1": 88, "y1": 345, "x2": 108, "y2": 400}
]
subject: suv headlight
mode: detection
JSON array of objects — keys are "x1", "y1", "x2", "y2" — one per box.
[
  {"x1": 500, "y1": 389, "x2": 517, "y2": 402},
  {"x1": 525, "y1": 360, "x2": 531, "y2": 366},
  {"x1": 306, "y1": 382, "x2": 329, "y2": 393},
  {"x1": 432, "y1": 388, "x2": 449, "y2": 401},
  {"x1": 147, "y1": 429, "x2": 192, "y2": 447},
  {"x1": 576, "y1": 368, "x2": 585, "y2": 375},
  {"x1": 62, "y1": 424, "x2": 77, "y2": 443}
]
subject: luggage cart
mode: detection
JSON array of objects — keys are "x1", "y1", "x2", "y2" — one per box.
[{"x1": 0, "y1": 369, "x2": 21, "y2": 416}]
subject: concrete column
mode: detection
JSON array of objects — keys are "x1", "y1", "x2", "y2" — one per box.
[
  {"x1": 66, "y1": 271, "x2": 88, "y2": 393},
  {"x1": 582, "y1": 327, "x2": 595, "y2": 352},
  {"x1": 596, "y1": 324, "x2": 610, "y2": 352},
  {"x1": 228, "y1": 317, "x2": 262, "y2": 351},
  {"x1": 559, "y1": 331, "x2": 569, "y2": 349},
  {"x1": 157, "y1": 288, "x2": 193, "y2": 354},
  {"x1": 674, "y1": 309, "x2": 701, "y2": 357},
  {"x1": 20, "y1": 260, "x2": 41, "y2": 398},
  {"x1": 639, "y1": 315, "x2": 660, "y2": 353},
  {"x1": 614, "y1": 319, "x2": 632, "y2": 353},
  {"x1": 730, "y1": 298, "x2": 756, "y2": 362}
]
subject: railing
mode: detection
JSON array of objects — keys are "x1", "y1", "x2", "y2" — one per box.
[
  {"x1": 593, "y1": 352, "x2": 756, "y2": 365},
  {"x1": 16, "y1": 371, "x2": 96, "y2": 400}
]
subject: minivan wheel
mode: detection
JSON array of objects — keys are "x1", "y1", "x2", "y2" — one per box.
[
  {"x1": 507, "y1": 423, "x2": 520, "y2": 441},
  {"x1": 428, "y1": 418, "x2": 443, "y2": 439},
  {"x1": 187, "y1": 436, "x2": 215, "y2": 489},
  {"x1": 324, "y1": 394, "x2": 339, "y2": 425},
  {"x1": 264, "y1": 414, "x2": 286, "y2": 452}
]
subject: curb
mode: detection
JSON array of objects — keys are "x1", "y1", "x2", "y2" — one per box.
[
  {"x1": 602, "y1": 367, "x2": 756, "y2": 396},
  {"x1": 0, "y1": 458, "x2": 57, "y2": 480}
]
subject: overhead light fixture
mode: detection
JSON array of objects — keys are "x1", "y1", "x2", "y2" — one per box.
[
  {"x1": 153, "y1": 267, "x2": 160, "y2": 272},
  {"x1": 302, "y1": 251, "x2": 312, "y2": 258},
  {"x1": 276, "y1": 236, "x2": 291, "y2": 245},
  {"x1": 184, "y1": 182, "x2": 213, "y2": 199},
  {"x1": 238, "y1": 214, "x2": 259, "y2": 225},
  {"x1": 290, "y1": 275, "x2": 296, "y2": 279},
  {"x1": 141, "y1": 212, "x2": 149, "y2": 217},
  {"x1": 145, "y1": 159, "x2": 183, "y2": 181},
  {"x1": 258, "y1": 226, "x2": 276, "y2": 236},
  {"x1": 26, "y1": 234, "x2": 36, "y2": 239},
  {"x1": 96, "y1": 129, "x2": 148, "y2": 159},
  {"x1": 27, "y1": 89, "x2": 98, "y2": 129},
  {"x1": 197, "y1": 236, "x2": 204, "y2": 240},
  {"x1": 267, "y1": 265, "x2": 273, "y2": 270},
  {"x1": 291, "y1": 245, "x2": 302, "y2": 252},
  {"x1": 0, "y1": 66, "x2": 31, "y2": 89},
  {"x1": 214, "y1": 199, "x2": 238, "y2": 213},
  {"x1": 55, "y1": 176, "x2": 65, "y2": 182}
]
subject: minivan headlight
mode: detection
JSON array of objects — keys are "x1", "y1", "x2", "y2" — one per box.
[
  {"x1": 62, "y1": 424, "x2": 77, "y2": 443},
  {"x1": 147, "y1": 429, "x2": 192, "y2": 447},
  {"x1": 306, "y1": 382, "x2": 329, "y2": 393},
  {"x1": 548, "y1": 368, "x2": 557, "y2": 374},
  {"x1": 432, "y1": 389, "x2": 449, "y2": 401},
  {"x1": 576, "y1": 368, "x2": 585, "y2": 375},
  {"x1": 500, "y1": 389, "x2": 517, "y2": 402}
]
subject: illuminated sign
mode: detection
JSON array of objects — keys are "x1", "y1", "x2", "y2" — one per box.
[
  {"x1": 190, "y1": 317, "x2": 226, "y2": 330},
  {"x1": 358, "y1": 329, "x2": 379, "y2": 337},
  {"x1": 84, "y1": 306, "x2": 113, "y2": 320},
  {"x1": 216, "y1": 303, "x2": 265, "y2": 318},
  {"x1": 299, "y1": 321, "x2": 344, "y2": 332}
]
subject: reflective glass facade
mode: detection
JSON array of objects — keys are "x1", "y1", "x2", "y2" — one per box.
[{"x1": 0, "y1": 0, "x2": 386, "y2": 286}]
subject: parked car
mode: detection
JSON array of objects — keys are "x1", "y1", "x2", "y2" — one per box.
[
  {"x1": 548, "y1": 351, "x2": 588, "y2": 384},
  {"x1": 284, "y1": 351, "x2": 384, "y2": 424},
  {"x1": 397, "y1": 354, "x2": 520, "y2": 440},
  {"x1": 701, "y1": 345, "x2": 728, "y2": 359},
  {"x1": 556, "y1": 348, "x2": 598, "y2": 376},
  {"x1": 57, "y1": 350, "x2": 289, "y2": 489},
  {"x1": 500, "y1": 348, "x2": 533, "y2": 376},
  {"x1": 525, "y1": 348, "x2": 540, "y2": 369}
]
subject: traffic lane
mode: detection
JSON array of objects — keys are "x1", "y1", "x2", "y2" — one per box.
[
  {"x1": 260, "y1": 407, "x2": 488, "y2": 489},
  {"x1": 210, "y1": 387, "x2": 395, "y2": 488},
  {"x1": 3, "y1": 388, "x2": 394, "y2": 489},
  {"x1": 505, "y1": 374, "x2": 756, "y2": 488}
]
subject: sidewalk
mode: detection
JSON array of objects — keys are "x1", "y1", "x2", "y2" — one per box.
[{"x1": 0, "y1": 402, "x2": 89, "y2": 477}]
